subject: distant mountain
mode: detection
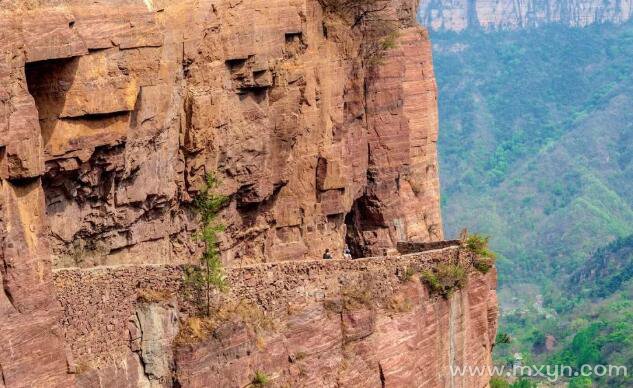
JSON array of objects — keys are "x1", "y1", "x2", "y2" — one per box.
[
  {"x1": 418, "y1": 0, "x2": 633, "y2": 31},
  {"x1": 432, "y1": 23, "x2": 633, "y2": 290},
  {"x1": 431, "y1": 19, "x2": 633, "y2": 387},
  {"x1": 570, "y1": 234, "x2": 633, "y2": 298},
  {"x1": 496, "y1": 235, "x2": 633, "y2": 387}
]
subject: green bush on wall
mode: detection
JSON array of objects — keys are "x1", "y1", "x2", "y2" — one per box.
[
  {"x1": 420, "y1": 263, "x2": 467, "y2": 298},
  {"x1": 464, "y1": 233, "x2": 496, "y2": 274}
]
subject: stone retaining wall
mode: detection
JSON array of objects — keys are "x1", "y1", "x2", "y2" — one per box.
[
  {"x1": 53, "y1": 246, "x2": 498, "y2": 387},
  {"x1": 53, "y1": 247, "x2": 462, "y2": 365},
  {"x1": 396, "y1": 239, "x2": 462, "y2": 254}
]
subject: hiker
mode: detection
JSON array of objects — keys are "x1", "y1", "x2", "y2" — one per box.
[
  {"x1": 343, "y1": 245, "x2": 352, "y2": 260},
  {"x1": 322, "y1": 248, "x2": 333, "y2": 260}
]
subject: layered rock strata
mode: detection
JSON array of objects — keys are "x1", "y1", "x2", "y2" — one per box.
[
  {"x1": 2, "y1": 0, "x2": 441, "y2": 272},
  {"x1": 418, "y1": 0, "x2": 633, "y2": 31},
  {"x1": 0, "y1": 0, "x2": 498, "y2": 386},
  {"x1": 53, "y1": 247, "x2": 498, "y2": 387}
]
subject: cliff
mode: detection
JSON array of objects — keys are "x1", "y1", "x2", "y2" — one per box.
[
  {"x1": 53, "y1": 248, "x2": 498, "y2": 387},
  {"x1": 0, "y1": 0, "x2": 497, "y2": 386},
  {"x1": 418, "y1": 0, "x2": 633, "y2": 31}
]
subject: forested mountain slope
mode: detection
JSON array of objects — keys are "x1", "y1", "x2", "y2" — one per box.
[
  {"x1": 434, "y1": 22, "x2": 633, "y2": 293},
  {"x1": 431, "y1": 19, "x2": 633, "y2": 387},
  {"x1": 495, "y1": 235, "x2": 633, "y2": 387}
]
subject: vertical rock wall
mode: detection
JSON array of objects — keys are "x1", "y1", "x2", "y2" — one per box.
[
  {"x1": 2, "y1": 0, "x2": 442, "y2": 271},
  {"x1": 1, "y1": 8, "x2": 76, "y2": 384}
]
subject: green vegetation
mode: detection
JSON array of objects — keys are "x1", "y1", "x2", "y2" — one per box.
[
  {"x1": 465, "y1": 234, "x2": 496, "y2": 258},
  {"x1": 186, "y1": 173, "x2": 229, "y2": 316},
  {"x1": 472, "y1": 257, "x2": 494, "y2": 274},
  {"x1": 251, "y1": 370, "x2": 270, "y2": 386},
  {"x1": 434, "y1": 22, "x2": 633, "y2": 287},
  {"x1": 489, "y1": 377, "x2": 537, "y2": 388},
  {"x1": 492, "y1": 235, "x2": 633, "y2": 386},
  {"x1": 489, "y1": 377, "x2": 510, "y2": 388},
  {"x1": 572, "y1": 234, "x2": 633, "y2": 298},
  {"x1": 420, "y1": 263, "x2": 467, "y2": 298},
  {"x1": 495, "y1": 332, "x2": 512, "y2": 345},
  {"x1": 568, "y1": 376, "x2": 593, "y2": 388},
  {"x1": 463, "y1": 233, "x2": 496, "y2": 273},
  {"x1": 510, "y1": 379, "x2": 537, "y2": 388},
  {"x1": 431, "y1": 20, "x2": 633, "y2": 387}
]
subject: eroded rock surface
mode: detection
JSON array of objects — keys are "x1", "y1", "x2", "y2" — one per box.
[
  {"x1": 53, "y1": 248, "x2": 498, "y2": 387},
  {"x1": 2, "y1": 0, "x2": 442, "y2": 272},
  {"x1": 0, "y1": 0, "x2": 497, "y2": 386},
  {"x1": 134, "y1": 303, "x2": 180, "y2": 385}
]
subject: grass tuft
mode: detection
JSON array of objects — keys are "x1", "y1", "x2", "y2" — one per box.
[{"x1": 251, "y1": 370, "x2": 270, "y2": 386}]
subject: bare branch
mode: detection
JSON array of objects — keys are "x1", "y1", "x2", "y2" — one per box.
[{"x1": 319, "y1": 0, "x2": 400, "y2": 67}]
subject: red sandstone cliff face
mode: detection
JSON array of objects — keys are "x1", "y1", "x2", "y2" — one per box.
[
  {"x1": 52, "y1": 248, "x2": 498, "y2": 388},
  {"x1": 2, "y1": 0, "x2": 441, "y2": 270},
  {"x1": 0, "y1": 0, "x2": 497, "y2": 386}
]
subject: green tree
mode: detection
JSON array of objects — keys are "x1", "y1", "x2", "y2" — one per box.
[
  {"x1": 510, "y1": 378, "x2": 537, "y2": 388},
  {"x1": 189, "y1": 173, "x2": 229, "y2": 316}
]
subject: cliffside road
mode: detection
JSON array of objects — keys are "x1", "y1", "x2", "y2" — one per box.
[
  {"x1": 52, "y1": 244, "x2": 498, "y2": 388},
  {"x1": 52, "y1": 242, "x2": 463, "y2": 273}
]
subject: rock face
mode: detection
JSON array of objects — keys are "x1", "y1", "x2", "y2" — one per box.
[
  {"x1": 418, "y1": 0, "x2": 633, "y2": 31},
  {"x1": 53, "y1": 248, "x2": 499, "y2": 388},
  {"x1": 2, "y1": 0, "x2": 442, "y2": 272},
  {"x1": 0, "y1": 0, "x2": 498, "y2": 386}
]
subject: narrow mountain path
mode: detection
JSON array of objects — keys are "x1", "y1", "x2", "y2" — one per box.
[{"x1": 51, "y1": 242, "x2": 462, "y2": 273}]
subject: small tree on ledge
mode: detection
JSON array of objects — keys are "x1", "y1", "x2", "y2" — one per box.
[{"x1": 187, "y1": 173, "x2": 229, "y2": 316}]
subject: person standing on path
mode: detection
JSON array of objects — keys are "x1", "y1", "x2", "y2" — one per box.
[{"x1": 343, "y1": 245, "x2": 352, "y2": 260}]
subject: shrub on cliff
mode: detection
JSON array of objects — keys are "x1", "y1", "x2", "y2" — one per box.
[
  {"x1": 464, "y1": 233, "x2": 496, "y2": 258},
  {"x1": 187, "y1": 173, "x2": 229, "y2": 316},
  {"x1": 473, "y1": 256, "x2": 495, "y2": 274},
  {"x1": 420, "y1": 263, "x2": 467, "y2": 298},
  {"x1": 463, "y1": 233, "x2": 496, "y2": 274},
  {"x1": 318, "y1": 0, "x2": 389, "y2": 26},
  {"x1": 495, "y1": 332, "x2": 512, "y2": 344}
]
